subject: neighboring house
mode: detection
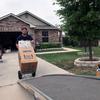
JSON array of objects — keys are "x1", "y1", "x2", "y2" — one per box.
[{"x1": 0, "y1": 11, "x2": 62, "y2": 50}]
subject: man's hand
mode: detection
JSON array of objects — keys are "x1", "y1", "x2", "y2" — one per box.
[
  {"x1": 31, "y1": 40, "x2": 35, "y2": 44},
  {"x1": 16, "y1": 44, "x2": 19, "y2": 49},
  {"x1": 30, "y1": 40, "x2": 35, "y2": 49}
]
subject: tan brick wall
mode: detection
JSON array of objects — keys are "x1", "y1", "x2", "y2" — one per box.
[
  {"x1": 35, "y1": 30, "x2": 42, "y2": 43},
  {"x1": 49, "y1": 30, "x2": 59, "y2": 43},
  {"x1": 0, "y1": 16, "x2": 30, "y2": 32},
  {"x1": 35, "y1": 29, "x2": 60, "y2": 44}
]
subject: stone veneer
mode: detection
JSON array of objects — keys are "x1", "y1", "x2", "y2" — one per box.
[
  {"x1": 74, "y1": 57, "x2": 100, "y2": 67},
  {"x1": 35, "y1": 30, "x2": 60, "y2": 43},
  {"x1": 0, "y1": 16, "x2": 30, "y2": 32}
]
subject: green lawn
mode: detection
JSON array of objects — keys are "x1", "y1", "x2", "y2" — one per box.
[
  {"x1": 93, "y1": 47, "x2": 100, "y2": 57},
  {"x1": 37, "y1": 47, "x2": 100, "y2": 76}
]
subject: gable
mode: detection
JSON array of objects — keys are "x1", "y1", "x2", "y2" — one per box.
[
  {"x1": 0, "y1": 15, "x2": 30, "y2": 32},
  {"x1": 0, "y1": 13, "x2": 30, "y2": 26},
  {"x1": 18, "y1": 13, "x2": 50, "y2": 26}
]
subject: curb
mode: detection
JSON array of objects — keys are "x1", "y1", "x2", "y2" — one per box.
[
  {"x1": 18, "y1": 81, "x2": 53, "y2": 100},
  {"x1": 41, "y1": 74, "x2": 100, "y2": 80}
]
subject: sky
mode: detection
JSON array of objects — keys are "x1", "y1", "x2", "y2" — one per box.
[{"x1": 0, "y1": 0, "x2": 61, "y2": 26}]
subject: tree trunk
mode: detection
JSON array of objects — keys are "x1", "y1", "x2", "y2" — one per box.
[
  {"x1": 84, "y1": 40, "x2": 88, "y2": 52},
  {"x1": 88, "y1": 40, "x2": 93, "y2": 61},
  {"x1": 84, "y1": 46, "x2": 87, "y2": 52}
]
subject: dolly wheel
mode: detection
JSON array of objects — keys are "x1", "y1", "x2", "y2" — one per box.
[
  {"x1": 18, "y1": 71, "x2": 22, "y2": 79},
  {"x1": 32, "y1": 72, "x2": 36, "y2": 77}
]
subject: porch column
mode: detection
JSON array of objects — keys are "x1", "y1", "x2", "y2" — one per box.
[{"x1": 59, "y1": 31, "x2": 63, "y2": 47}]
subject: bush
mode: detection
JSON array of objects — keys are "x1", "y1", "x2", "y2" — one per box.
[
  {"x1": 63, "y1": 37, "x2": 79, "y2": 47},
  {"x1": 38, "y1": 43, "x2": 61, "y2": 49},
  {"x1": 63, "y1": 37, "x2": 71, "y2": 46}
]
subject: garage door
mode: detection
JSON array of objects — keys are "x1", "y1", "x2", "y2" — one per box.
[{"x1": 0, "y1": 32, "x2": 21, "y2": 51}]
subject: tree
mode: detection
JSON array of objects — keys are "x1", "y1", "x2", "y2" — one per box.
[{"x1": 54, "y1": 0, "x2": 100, "y2": 60}]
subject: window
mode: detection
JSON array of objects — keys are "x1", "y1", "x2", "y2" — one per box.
[
  {"x1": 42, "y1": 31, "x2": 48, "y2": 37},
  {"x1": 42, "y1": 31, "x2": 49, "y2": 42},
  {"x1": 42, "y1": 37, "x2": 48, "y2": 42}
]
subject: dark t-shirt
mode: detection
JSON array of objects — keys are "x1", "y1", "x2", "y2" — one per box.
[{"x1": 16, "y1": 34, "x2": 33, "y2": 44}]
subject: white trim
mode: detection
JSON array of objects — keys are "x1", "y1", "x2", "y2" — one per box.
[{"x1": 17, "y1": 11, "x2": 58, "y2": 29}]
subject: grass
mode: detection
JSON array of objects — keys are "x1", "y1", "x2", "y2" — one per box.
[
  {"x1": 93, "y1": 47, "x2": 100, "y2": 57},
  {"x1": 37, "y1": 46, "x2": 100, "y2": 76}
]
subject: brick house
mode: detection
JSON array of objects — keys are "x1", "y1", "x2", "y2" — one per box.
[{"x1": 0, "y1": 11, "x2": 62, "y2": 50}]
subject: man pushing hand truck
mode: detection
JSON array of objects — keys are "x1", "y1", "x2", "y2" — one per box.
[{"x1": 16, "y1": 27, "x2": 38, "y2": 79}]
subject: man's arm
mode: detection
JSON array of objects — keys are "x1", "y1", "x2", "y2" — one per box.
[
  {"x1": 29, "y1": 35, "x2": 35, "y2": 49},
  {"x1": 16, "y1": 35, "x2": 20, "y2": 49},
  {"x1": 29, "y1": 35, "x2": 35, "y2": 44}
]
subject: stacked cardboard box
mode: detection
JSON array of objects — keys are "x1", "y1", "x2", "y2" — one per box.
[{"x1": 18, "y1": 41, "x2": 37, "y2": 74}]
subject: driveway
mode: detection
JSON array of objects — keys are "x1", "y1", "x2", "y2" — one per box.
[
  {"x1": 0, "y1": 52, "x2": 72, "y2": 86},
  {"x1": 0, "y1": 84, "x2": 35, "y2": 100},
  {"x1": 0, "y1": 52, "x2": 72, "y2": 100},
  {"x1": 0, "y1": 52, "x2": 19, "y2": 86},
  {"x1": 0, "y1": 52, "x2": 35, "y2": 100}
]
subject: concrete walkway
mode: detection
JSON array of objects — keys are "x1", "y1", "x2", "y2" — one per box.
[
  {"x1": 62, "y1": 47, "x2": 80, "y2": 51},
  {"x1": 0, "y1": 84, "x2": 35, "y2": 100},
  {"x1": 0, "y1": 53, "x2": 36, "y2": 100},
  {"x1": 36, "y1": 47, "x2": 80, "y2": 54},
  {"x1": 0, "y1": 51, "x2": 73, "y2": 83},
  {"x1": 36, "y1": 57, "x2": 73, "y2": 77}
]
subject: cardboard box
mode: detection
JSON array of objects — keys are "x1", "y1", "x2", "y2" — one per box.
[{"x1": 18, "y1": 41, "x2": 38, "y2": 74}]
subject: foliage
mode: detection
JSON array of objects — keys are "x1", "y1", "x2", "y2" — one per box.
[
  {"x1": 37, "y1": 43, "x2": 61, "y2": 49},
  {"x1": 63, "y1": 36, "x2": 79, "y2": 46},
  {"x1": 54, "y1": 0, "x2": 100, "y2": 60}
]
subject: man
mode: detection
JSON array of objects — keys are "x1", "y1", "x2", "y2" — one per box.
[{"x1": 16, "y1": 27, "x2": 35, "y2": 49}]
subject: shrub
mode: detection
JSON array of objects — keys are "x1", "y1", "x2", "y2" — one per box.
[
  {"x1": 63, "y1": 37, "x2": 79, "y2": 47},
  {"x1": 38, "y1": 43, "x2": 61, "y2": 49}
]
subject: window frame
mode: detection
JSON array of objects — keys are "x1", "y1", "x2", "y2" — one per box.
[{"x1": 42, "y1": 31, "x2": 49, "y2": 42}]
